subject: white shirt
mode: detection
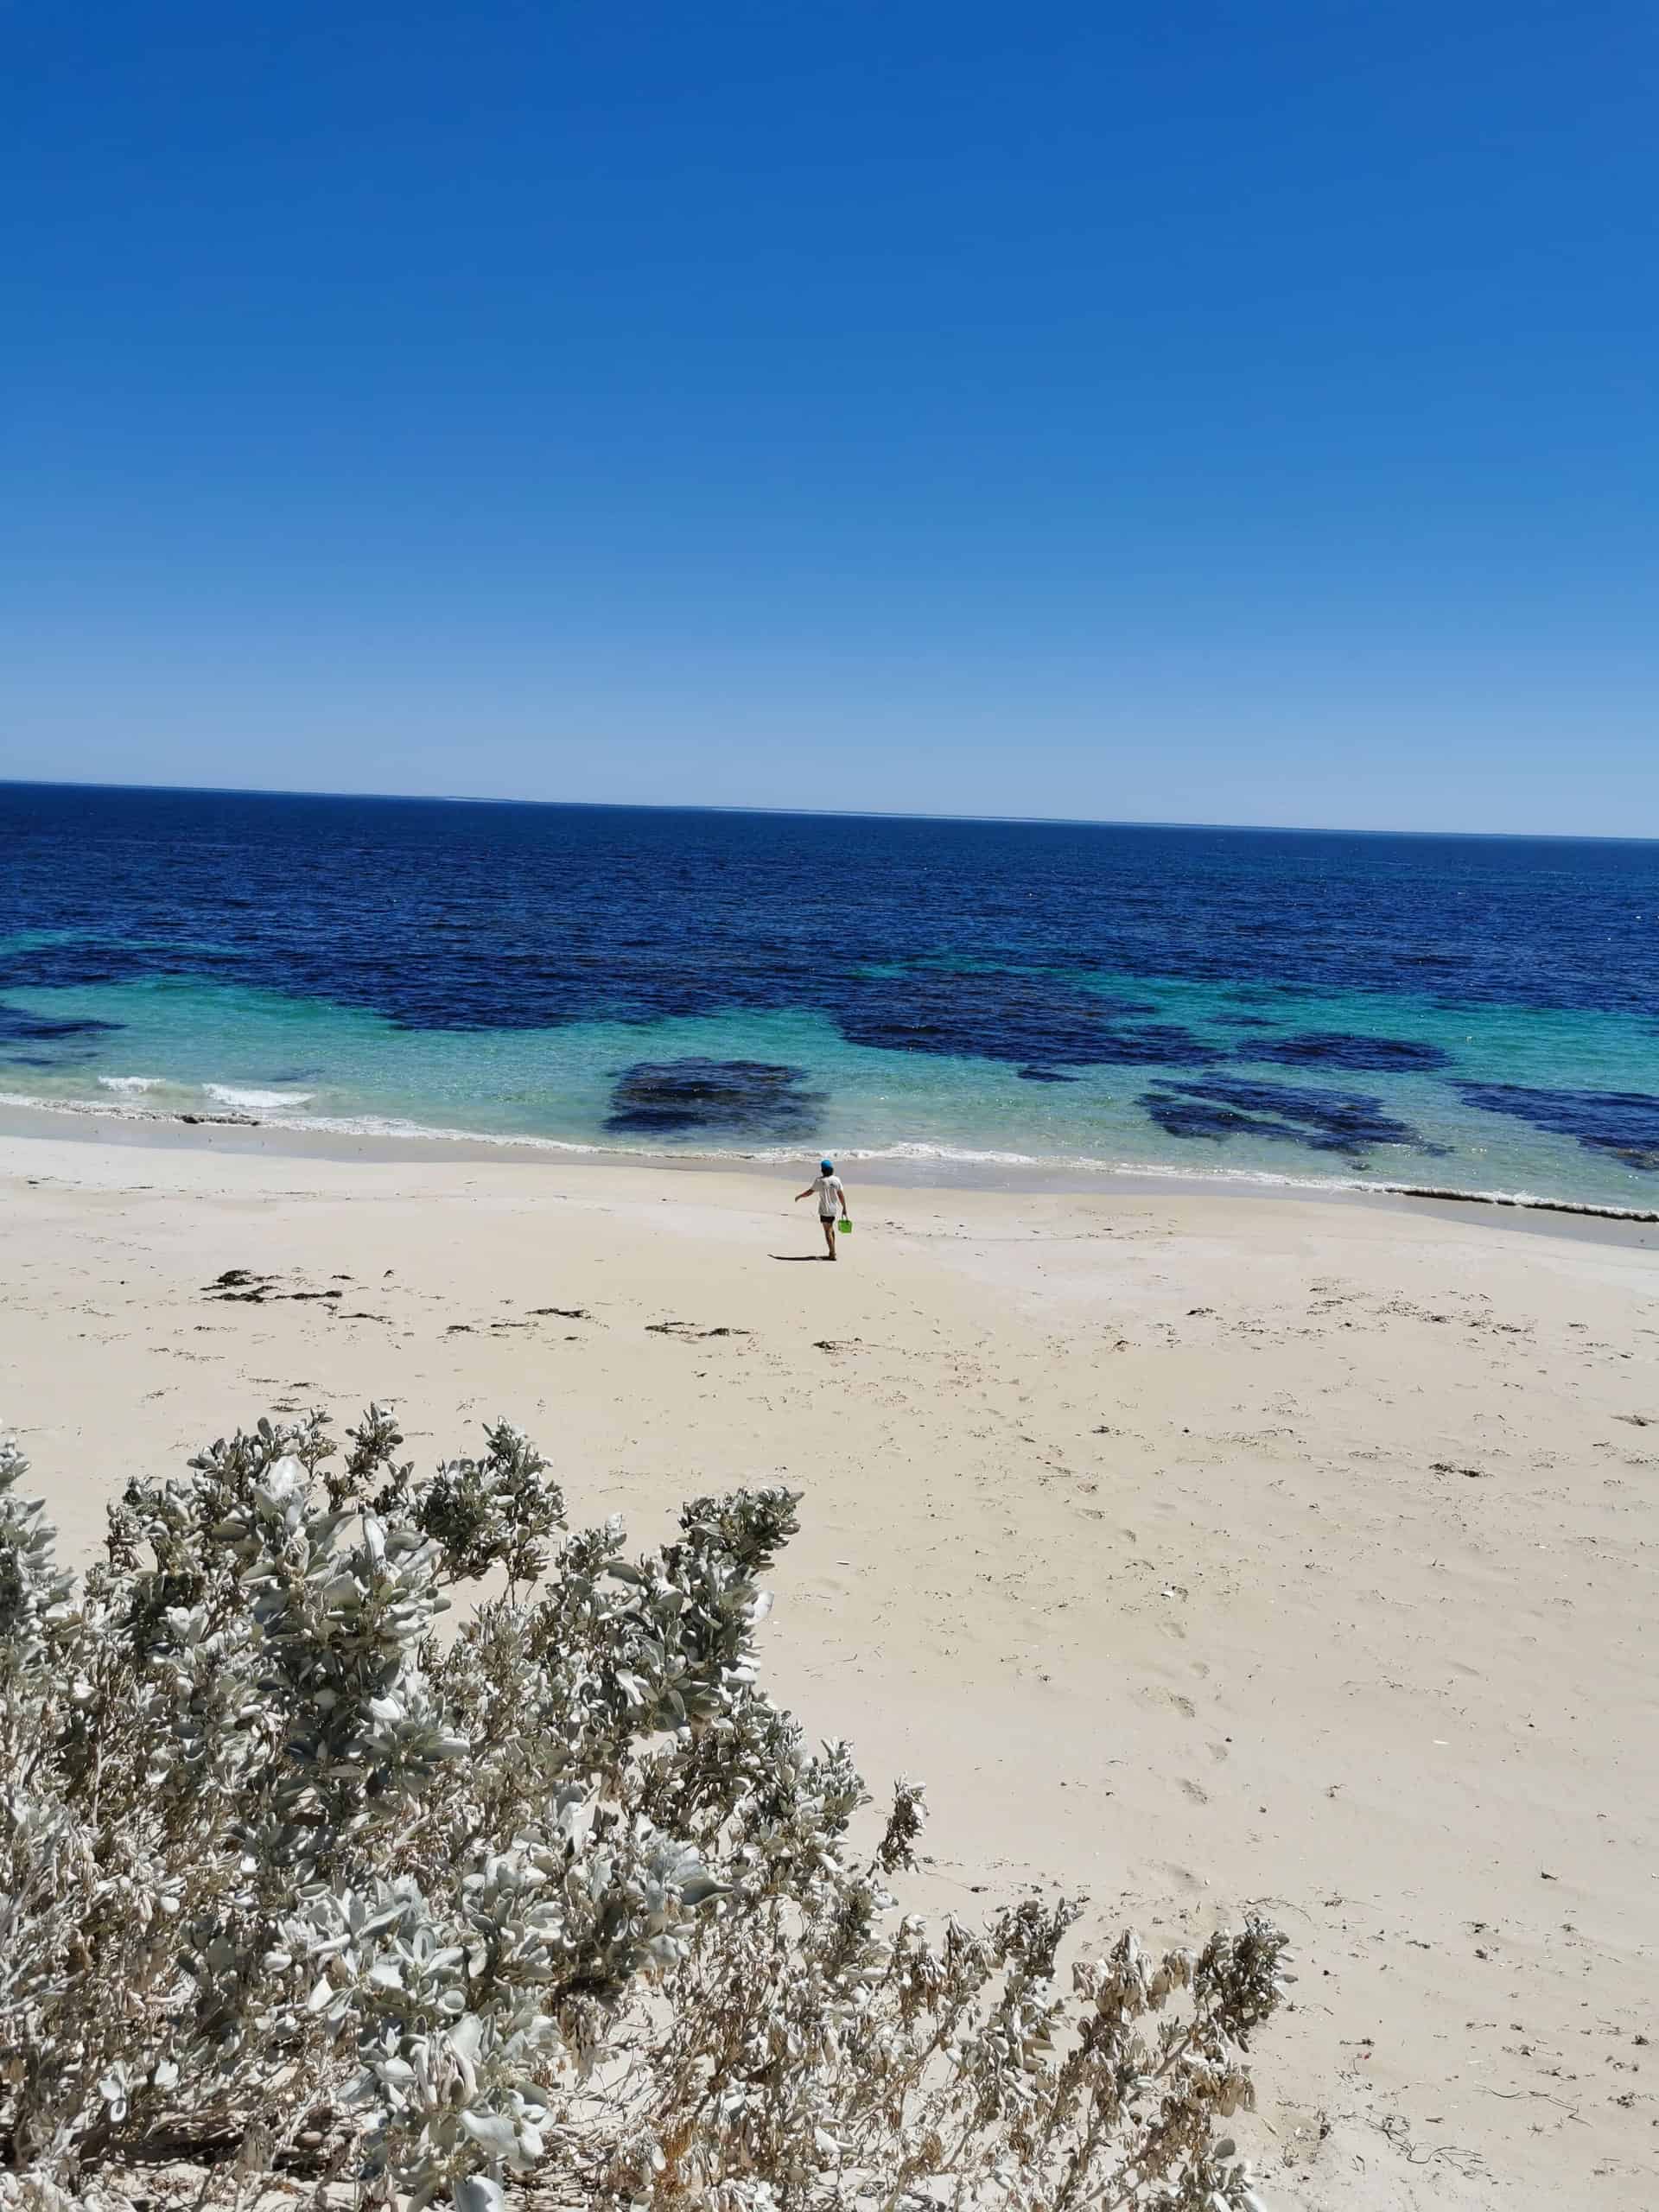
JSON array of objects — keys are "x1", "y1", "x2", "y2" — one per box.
[{"x1": 812, "y1": 1173, "x2": 845, "y2": 1217}]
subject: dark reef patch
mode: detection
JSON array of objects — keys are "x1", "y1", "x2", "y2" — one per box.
[
  {"x1": 1143, "y1": 1076, "x2": 1447, "y2": 1162},
  {"x1": 0, "y1": 1004, "x2": 124, "y2": 1044},
  {"x1": 1017, "y1": 1066, "x2": 1079, "y2": 1084},
  {"x1": 832, "y1": 969, "x2": 1167, "y2": 1069},
  {"x1": 606, "y1": 1058, "x2": 824, "y2": 1139},
  {"x1": 832, "y1": 969, "x2": 1224, "y2": 1072},
  {"x1": 1236, "y1": 1031, "x2": 1451, "y2": 1073},
  {"x1": 1457, "y1": 1083, "x2": 1659, "y2": 1172},
  {"x1": 0, "y1": 1000, "x2": 123, "y2": 1079},
  {"x1": 1087, "y1": 1025, "x2": 1230, "y2": 1068},
  {"x1": 0, "y1": 940, "x2": 167, "y2": 993}
]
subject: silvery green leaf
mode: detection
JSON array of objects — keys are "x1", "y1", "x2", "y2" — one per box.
[{"x1": 459, "y1": 2111, "x2": 519, "y2": 2158}]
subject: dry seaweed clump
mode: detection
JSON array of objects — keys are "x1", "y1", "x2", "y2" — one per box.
[{"x1": 0, "y1": 1410, "x2": 1287, "y2": 2210}]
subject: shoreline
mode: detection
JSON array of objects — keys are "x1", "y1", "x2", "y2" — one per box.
[{"x1": 3, "y1": 1088, "x2": 1657, "y2": 1243}]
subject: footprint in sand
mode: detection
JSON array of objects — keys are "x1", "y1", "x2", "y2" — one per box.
[
  {"x1": 1136, "y1": 1685, "x2": 1198, "y2": 1719},
  {"x1": 1155, "y1": 1861, "x2": 1205, "y2": 1895}
]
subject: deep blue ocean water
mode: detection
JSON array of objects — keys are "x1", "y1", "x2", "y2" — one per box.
[{"x1": 4, "y1": 782, "x2": 1659, "y2": 1208}]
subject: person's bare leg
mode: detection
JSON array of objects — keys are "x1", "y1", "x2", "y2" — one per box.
[{"x1": 822, "y1": 1216, "x2": 837, "y2": 1259}]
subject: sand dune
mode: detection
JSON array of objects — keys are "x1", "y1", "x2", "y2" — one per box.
[{"x1": 3, "y1": 1125, "x2": 1656, "y2": 2209}]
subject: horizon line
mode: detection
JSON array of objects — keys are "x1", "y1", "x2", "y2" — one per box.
[{"x1": 3, "y1": 774, "x2": 1656, "y2": 849}]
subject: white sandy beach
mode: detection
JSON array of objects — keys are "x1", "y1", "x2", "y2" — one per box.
[{"x1": 3, "y1": 1122, "x2": 1656, "y2": 2209}]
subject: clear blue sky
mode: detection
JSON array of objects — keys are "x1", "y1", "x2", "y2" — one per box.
[{"x1": 4, "y1": 2, "x2": 1655, "y2": 834}]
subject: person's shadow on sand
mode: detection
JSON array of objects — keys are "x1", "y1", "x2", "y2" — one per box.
[{"x1": 769, "y1": 1253, "x2": 835, "y2": 1262}]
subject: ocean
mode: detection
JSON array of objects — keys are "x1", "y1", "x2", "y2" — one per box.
[{"x1": 3, "y1": 781, "x2": 1658, "y2": 1211}]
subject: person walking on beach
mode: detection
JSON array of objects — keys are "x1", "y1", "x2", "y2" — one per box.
[{"x1": 796, "y1": 1157, "x2": 849, "y2": 1259}]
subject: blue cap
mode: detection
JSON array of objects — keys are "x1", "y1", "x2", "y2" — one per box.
[{"x1": 821, "y1": 1159, "x2": 834, "y2": 1173}]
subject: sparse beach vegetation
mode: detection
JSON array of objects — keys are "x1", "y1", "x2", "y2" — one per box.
[{"x1": 1, "y1": 1408, "x2": 1284, "y2": 2210}]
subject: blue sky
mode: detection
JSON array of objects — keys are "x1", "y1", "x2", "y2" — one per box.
[{"x1": 3, "y1": 1, "x2": 1656, "y2": 833}]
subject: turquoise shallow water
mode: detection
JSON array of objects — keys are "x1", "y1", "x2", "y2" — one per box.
[
  {"x1": 5, "y1": 785, "x2": 1659, "y2": 1211},
  {"x1": 5, "y1": 965, "x2": 1659, "y2": 1211}
]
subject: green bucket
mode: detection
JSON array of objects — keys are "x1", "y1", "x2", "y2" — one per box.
[{"x1": 837, "y1": 1217, "x2": 852, "y2": 1235}]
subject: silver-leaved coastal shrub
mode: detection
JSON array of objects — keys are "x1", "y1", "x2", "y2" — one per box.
[{"x1": 0, "y1": 1410, "x2": 1286, "y2": 2209}]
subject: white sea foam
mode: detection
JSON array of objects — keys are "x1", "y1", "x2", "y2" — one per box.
[
  {"x1": 98, "y1": 1075, "x2": 167, "y2": 1094},
  {"x1": 0, "y1": 1089, "x2": 165, "y2": 1123},
  {"x1": 203, "y1": 1084, "x2": 315, "y2": 1110}
]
